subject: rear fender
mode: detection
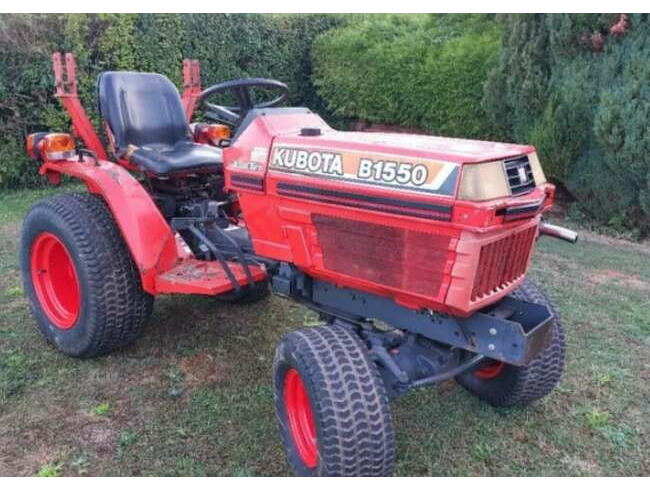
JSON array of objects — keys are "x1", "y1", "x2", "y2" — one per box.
[{"x1": 39, "y1": 158, "x2": 184, "y2": 293}]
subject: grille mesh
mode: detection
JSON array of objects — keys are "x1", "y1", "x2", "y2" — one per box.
[
  {"x1": 471, "y1": 226, "x2": 537, "y2": 302},
  {"x1": 313, "y1": 215, "x2": 452, "y2": 299}
]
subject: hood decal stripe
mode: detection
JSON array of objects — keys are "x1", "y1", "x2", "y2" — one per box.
[{"x1": 276, "y1": 182, "x2": 453, "y2": 221}]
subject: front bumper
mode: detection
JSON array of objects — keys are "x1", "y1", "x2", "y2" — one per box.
[{"x1": 309, "y1": 279, "x2": 554, "y2": 366}]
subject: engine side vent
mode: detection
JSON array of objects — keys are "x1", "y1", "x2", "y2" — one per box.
[
  {"x1": 471, "y1": 225, "x2": 537, "y2": 302},
  {"x1": 313, "y1": 214, "x2": 453, "y2": 300},
  {"x1": 504, "y1": 156, "x2": 535, "y2": 195}
]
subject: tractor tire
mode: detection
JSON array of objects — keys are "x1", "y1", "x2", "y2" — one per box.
[
  {"x1": 20, "y1": 193, "x2": 153, "y2": 358},
  {"x1": 455, "y1": 279, "x2": 566, "y2": 406},
  {"x1": 273, "y1": 323, "x2": 395, "y2": 476},
  {"x1": 215, "y1": 280, "x2": 270, "y2": 304}
]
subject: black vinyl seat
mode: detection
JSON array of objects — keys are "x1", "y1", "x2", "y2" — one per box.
[{"x1": 98, "y1": 71, "x2": 222, "y2": 174}]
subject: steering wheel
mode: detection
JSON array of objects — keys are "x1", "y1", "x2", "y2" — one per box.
[{"x1": 197, "y1": 78, "x2": 289, "y2": 126}]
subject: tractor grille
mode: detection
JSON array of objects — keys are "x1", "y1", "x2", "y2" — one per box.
[
  {"x1": 504, "y1": 156, "x2": 536, "y2": 195},
  {"x1": 313, "y1": 214, "x2": 453, "y2": 301},
  {"x1": 471, "y1": 225, "x2": 537, "y2": 302}
]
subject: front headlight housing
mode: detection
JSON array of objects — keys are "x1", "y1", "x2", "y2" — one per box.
[
  {"x1": 458, "y1": 152, "x2": 545, "y2": 201},
  {"x1": 458, "y1": 160, "x2": 510, "y2": 201}
]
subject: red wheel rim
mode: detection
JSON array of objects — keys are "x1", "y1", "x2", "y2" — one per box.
[
  {"x1": 284, "y1": 368, "x2": 318, "y2": 468},
  {"x1": 30, "y1": 232, "x2": 81, "y2": 329},
  {"x1": 474, "y1": 360, "x2": 505, "y2": 380}
]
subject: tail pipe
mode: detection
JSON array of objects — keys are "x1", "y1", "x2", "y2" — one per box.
[{"x1": 539, "y1": 222, "x2": 578, "y2": 243}]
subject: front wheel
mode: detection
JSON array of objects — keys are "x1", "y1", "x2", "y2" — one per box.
[
  {"x1": 20, "y1": 193, "x2": 153, "y2": 358},
  {"x1": 273, "y1": 324, "x2": 395, "y2": 476},
  {"x1": 455, "y1": 279, "x2": 566, "y2": 406}
]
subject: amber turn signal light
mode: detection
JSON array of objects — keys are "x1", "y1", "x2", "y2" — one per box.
[
  {"x1": 42, "y1": 133, "x2": 76, "y2": 160},
  {"x1": 42, "y1": 133, "x2": 76, "y2": 161},
  {"x1": 26, "y1": 134, "x2": 36, "y2": 158},
  {"x1": 26, "y1": 132, "x2": 47, "y2": 159},
  {"x1": 192, "y1": 123, "x2": 231, "y2": 146},
  {"x1": 27, "y1": 132, "x2": 76, "y2": 161},
  {"x1": 204, "y1": 124, "x2": 231, "y2": 143}
]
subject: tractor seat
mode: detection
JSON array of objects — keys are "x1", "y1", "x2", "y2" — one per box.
[{"x1": 98, "y1": 71, "x2": 222, "y2": 174}]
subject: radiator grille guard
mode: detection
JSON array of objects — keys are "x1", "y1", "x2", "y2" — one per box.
[
  {"x1": 311, "y1": 214, "x2": 537, "y2": 313},
  {"x1": 471, "y1": 225, "x2": 537, "y2": 302},
  {"x1": 312, "y1": 215, "x2": 453, "y2": 302}
]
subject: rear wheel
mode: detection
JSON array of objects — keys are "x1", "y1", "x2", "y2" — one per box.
[
  {"x1": 455, "y1": 279, "x2": 566, "y2": 406},
  {"x1": 273, "y1": 324, "x2": 395, "y2": 476},
  {"x1": 20, "y1": 193, "x2": 153, "y2": 357}
]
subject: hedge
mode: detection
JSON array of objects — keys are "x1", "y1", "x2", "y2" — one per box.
[
  {"x1": 311, "y1": 14, "x2": 501, "y2": 139},
  {"x1": 0, "y1": 13, "x2": 343, "y2": 188},
  {"x1": 483, "y1": 13, "x2": 650, "y2": 236},
  {"x1": 3, "y1": 13, "x2": 648, "y2": 236}
]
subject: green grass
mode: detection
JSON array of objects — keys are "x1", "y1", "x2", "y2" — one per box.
[
  {"x1": 92, "y1": 402, "x2": 112, "y2": 416},
  {"x1": 34, "y1": 462, "x2": 63, "y2": 477},
  {"x1": 0, "y1": 186, "x2": 648, "y2": 476}
]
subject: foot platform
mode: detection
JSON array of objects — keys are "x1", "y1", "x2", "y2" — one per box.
[{"x1": 155, "y1": 259, "x2": 266, "y2": 295}]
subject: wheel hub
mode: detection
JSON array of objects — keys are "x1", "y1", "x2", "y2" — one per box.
[
  {"x1": 284, "y1": 368, "x2": 318, "y2": 468},
  {"x1": 30, "y1": 232, "x2": 81, "y2": 329},
  {"x1": 473, "y1": 360, "x2": 505, "y2": 380}
]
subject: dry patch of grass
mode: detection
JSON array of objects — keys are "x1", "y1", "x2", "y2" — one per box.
[{"x1": 588, "y1": 269, "x2": 650, "y2": 292}]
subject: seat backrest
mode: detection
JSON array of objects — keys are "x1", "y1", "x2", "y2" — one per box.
[{"x1": 98, "y1": 71, "x2": 190, "y2": 156}]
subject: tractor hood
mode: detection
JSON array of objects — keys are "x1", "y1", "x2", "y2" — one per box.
[
  {"x1": 268, "y1": 127, "x2": 537, "y2": 200},
  {"x1": 274, "y1": 129, "x2": 534, "y2": 165}
]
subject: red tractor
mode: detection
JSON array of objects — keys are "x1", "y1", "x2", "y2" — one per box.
[{"x1": 21, "y1": 53, "x2": 577, "y2": 476}]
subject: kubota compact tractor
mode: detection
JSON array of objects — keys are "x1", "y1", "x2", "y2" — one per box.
[{"x1": 21, "y1": 53, "x2": 577, "y2": 476}]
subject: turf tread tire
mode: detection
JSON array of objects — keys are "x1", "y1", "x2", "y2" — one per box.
[
  {"x1": 20, "y1": 193, "x2": 153, "y2": 357},
  {"x1": 455, "y1": 279, "x2": 566, "y2": 406},
  {"x1": 273, "y1": 324, "x2": 395, "y2": 476}
]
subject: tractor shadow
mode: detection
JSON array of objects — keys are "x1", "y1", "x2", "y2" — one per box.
[{"x1": 132, "y1": 293, "x2": 312, "y2": 389}]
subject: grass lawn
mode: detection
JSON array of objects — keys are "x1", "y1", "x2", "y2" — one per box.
[{"x1": 0, "y1": 186, "x2": 648, "y2": 476}]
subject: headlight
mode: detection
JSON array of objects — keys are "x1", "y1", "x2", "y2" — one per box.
[
  {"x1": 459, "y1": 152, "x2": 546, "y2": 201},
  {"x1": 458, "y1": 160, "x2": 510, "y2": 201}
]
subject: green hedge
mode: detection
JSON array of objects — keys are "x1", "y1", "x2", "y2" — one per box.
[
  {"x1": 4, "y1": 13, "x2": 648, "y2": 236},
  {"x1": 0, "y1": 13, "x2": 343, "y2": 188},
  {"x1": 312, "y1": 14, "x2": 501, "y2": 139},
  {"x1": 483, "y1": 13, "x2": 650, "y2": 236}
]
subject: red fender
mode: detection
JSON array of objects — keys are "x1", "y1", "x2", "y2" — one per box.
[{"x1": 39, "y1": 158, "x2": 185, "y2": 293}]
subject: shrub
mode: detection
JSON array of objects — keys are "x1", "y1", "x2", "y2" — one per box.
[
  {"x1": 0, "y1": 13, "x2": 343, "y2": 188},
  {"x1": 0, "y1": 14, "x2": 67, "y2": 188},
  {"x1": 312, "y1": 14, "x2": 501, "y2": 139},
  {"x1": 483, "y1": 13, "x2": 650, "y2": 235}
]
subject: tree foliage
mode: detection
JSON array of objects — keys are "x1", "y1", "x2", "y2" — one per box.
[
  {"x1": 0, "y1": 13, "x2": 342, "y2": 188},
  {"x1": 312, "y1": 14, "x2": 501, "y2": 139},
  {"x1": 2, "y1": 13, "x2": 648, "y2": 235},
  {"x1": 483, "y1": 13, "x2": 650, "y2": 235}
]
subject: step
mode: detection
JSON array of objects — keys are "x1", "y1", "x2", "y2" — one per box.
[{"x1": 155, "y1": 259, "x2": 267, "y2": 295}]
